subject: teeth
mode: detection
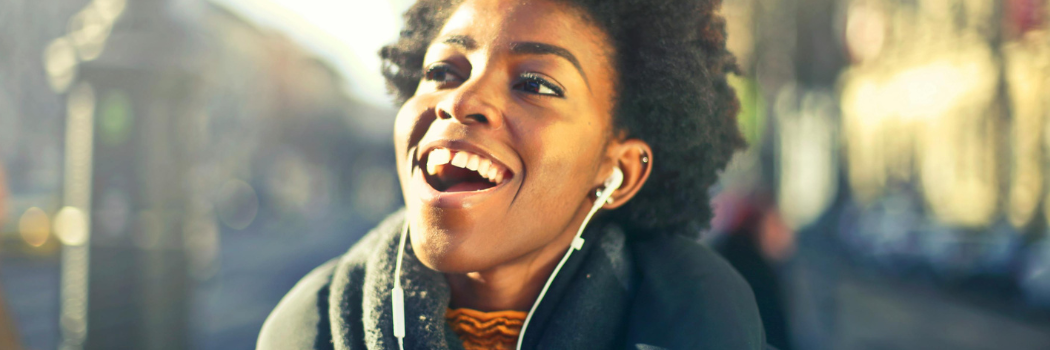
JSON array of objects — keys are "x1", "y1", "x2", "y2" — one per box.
[
  {"x1": 424, "y1": 147, "x2": 510, "y2": 184},
  {"x1": 450, "y1": 152, "x2": 469, "y2": 167},
  {"x1": 431, "y1": 148, "x2": 452, "y2": 164},
  {"x1": 466, "y1": 154, "x2": 480, "y2": 171},
  {"x1": 427, "y1": 148, "x2": 452, "y2": 175}
]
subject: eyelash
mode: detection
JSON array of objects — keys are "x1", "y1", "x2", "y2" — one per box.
[
  {"x1": 423, "y1": 64, "x2": 462, "y2": 84},
  {"x1": 422, "y1": 64, "x2": 564, "y2": 98},
  {"x1": 515, "y1": 73, "x2": 564, "y2": 97}
]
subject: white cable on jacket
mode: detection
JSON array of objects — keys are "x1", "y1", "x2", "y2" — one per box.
[{"x1": 516, "y1": 167, "x2": 622, "y2": 350}]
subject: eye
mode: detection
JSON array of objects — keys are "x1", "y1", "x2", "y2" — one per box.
[
  {"x1": 514, "y1": 73, "x2": 564, "y2": 97},
  {"x1": 423, "y1": 64, "x2": 464, "y2": 85}
]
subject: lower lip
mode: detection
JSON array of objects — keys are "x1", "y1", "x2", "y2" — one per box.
[{"x1": 410, "y1": 165, "x2": 508, "y2": 209}]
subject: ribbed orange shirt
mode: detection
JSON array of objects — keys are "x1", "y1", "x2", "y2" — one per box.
[{"x1": 445, "y1": 308, "x2": 527, "y2": 350}]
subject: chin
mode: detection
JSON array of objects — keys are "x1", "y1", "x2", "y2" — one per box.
[{"x1": 407, "y1": 207, "x2": 500, "y2": 274}]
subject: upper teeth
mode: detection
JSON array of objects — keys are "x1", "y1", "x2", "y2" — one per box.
[{"x1": 426, "y1": 148, "x2": 507, "y2": 184}]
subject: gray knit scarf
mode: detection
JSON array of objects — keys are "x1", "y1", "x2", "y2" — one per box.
[{"x1": 327, "y1": 210, "x2": 635, "y2": 350}]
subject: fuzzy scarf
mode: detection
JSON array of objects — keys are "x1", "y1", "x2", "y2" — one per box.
[{"x1": 327, "y1": 210, "x2": 635, "y2": 349}]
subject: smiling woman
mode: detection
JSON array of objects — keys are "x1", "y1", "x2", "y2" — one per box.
[{"x1": 257, "y1": 0, "x2": 765, "y2": 349}]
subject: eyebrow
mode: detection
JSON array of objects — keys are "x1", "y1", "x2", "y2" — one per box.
[
  {"x1": 438, "y1": 35, "x2": 590, "y2": 89},
  {"x1": 441, "y1": 35, "x2": 477, "y2": 50},
  {"x1": 510, "y1": 42, "x2": 588, "y2": 87}
]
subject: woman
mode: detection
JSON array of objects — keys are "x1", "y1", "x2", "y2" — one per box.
[{"x1": 258, "y1": 0, "x2": 766, "y2": 349}]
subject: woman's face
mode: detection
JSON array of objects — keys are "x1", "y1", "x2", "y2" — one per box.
[{"x1": 393, "y1": 0, "x2": 618, "y2": 273}]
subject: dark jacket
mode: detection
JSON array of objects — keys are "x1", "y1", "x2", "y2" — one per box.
[{"x1": 258, "y1": 210, "x2": 766, "y2": 350}]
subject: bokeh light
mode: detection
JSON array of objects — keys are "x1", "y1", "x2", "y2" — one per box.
[
  {"x1": 67, "y1": 5, "x2": 112, "y2": 61},
  {"x1": 43, "y1": 37, "x2": 78, "y2": 93},
  {"x1": 776, "y1": 88, "x2": 839, "y2": 230},
  {"x1": 99, "y1": 90, "x2": 132, "y2": 146},
  {"x1": 18, "y1": 207, "x2": 51, "y2": 248},
  {"x1": 93, "y1": 0, "x2": 127, "y2": 22},
  {"x1": 215, "y1": 179, "x2": 259, "y2": 230},
  {"x1": 845, "y1": 2, "x2": 886, "y2": 63},
  {"x1": 53, "y1": 206, "x2": 89, "y2": 246}
]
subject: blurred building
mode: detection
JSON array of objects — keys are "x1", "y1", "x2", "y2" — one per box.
[
  {"x1": 714, "y1": 0, "x2": 1050, "y2": 349},
  {"x1": 2, "y1": 0, "x2": 399, "y2": 349}
]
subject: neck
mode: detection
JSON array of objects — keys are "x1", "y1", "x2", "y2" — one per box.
[{"x1": 445, "y1": 203, "x2": 592, "y2": 312}]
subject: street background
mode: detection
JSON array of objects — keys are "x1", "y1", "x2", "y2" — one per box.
[{"x1": 1, "y1": 0, "x2": 1048, "y2": 349}]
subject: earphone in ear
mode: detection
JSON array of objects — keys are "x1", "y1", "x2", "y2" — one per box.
[{"x1": 597, "y1": 167, "x2": 624, "y2": 205}]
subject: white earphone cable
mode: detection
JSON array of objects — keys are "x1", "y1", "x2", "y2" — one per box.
[
  {"x1": 393, "y1": 149, "x2": 415, "y2": 350},
  {"x1": 515, "y1": 168, "x2": 622, "y2": 350},
  {"x1": 393, "y1": 220, "x2": 409, "y2": 350},
  {"x1": 393, "y1": 167, "x2": 622, "y2": 350}
]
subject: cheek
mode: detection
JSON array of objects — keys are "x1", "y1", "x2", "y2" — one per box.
[
  {"x1": 392, "y1": 99, "x2": 422, "y2": 153},
  {"x1": 517, "y1": 120, "x2": 606, "y2": 206},
  {"x1": 392, "y1": 98, "x2": 432, "y2": 194},
  {"x1": 392, "y1": 96, "x2": 438, "y2": 161}
]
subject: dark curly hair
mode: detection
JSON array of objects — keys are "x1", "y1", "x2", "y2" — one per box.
[{"x1": 380, "y1": 0, "x2": 745, "y2": 238}]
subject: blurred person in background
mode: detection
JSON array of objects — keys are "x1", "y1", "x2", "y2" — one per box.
[
  {"x1": 710, "y1": 191, "x2": 795, "y2": 350},
  {"x1": 257, "y1": 0, "x2": 769, "y2": 349}
]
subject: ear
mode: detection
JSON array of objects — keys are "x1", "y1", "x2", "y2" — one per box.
[{"x1": 598, "y1": 139, "x2": 652, "y2": 209}]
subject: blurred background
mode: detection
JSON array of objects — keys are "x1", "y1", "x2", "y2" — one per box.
[{"x1": 0, "y1": 0, "x2": 1047, "y2": 349}]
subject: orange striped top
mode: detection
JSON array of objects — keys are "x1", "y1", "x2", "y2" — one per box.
[{"x1": 445, "y1": 308, "x2": 527, "y2": 350}]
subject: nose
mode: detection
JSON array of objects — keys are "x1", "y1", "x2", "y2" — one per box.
[{"x1": 435, "y1": 78, "x2": 504, "y2": 129}]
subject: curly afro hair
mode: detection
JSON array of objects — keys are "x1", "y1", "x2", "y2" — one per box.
[{"x1": 380, "y1": 0, "x2": 745, "y2": 238}]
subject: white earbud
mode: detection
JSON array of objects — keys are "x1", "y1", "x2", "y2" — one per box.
[{"x1": 597, "y1": 167, "x2": 624, "y2": 205}]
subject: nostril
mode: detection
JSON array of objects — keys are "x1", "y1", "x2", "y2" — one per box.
[{"x1": 437, "y1": 109, "x2": 488, "y2": 124}]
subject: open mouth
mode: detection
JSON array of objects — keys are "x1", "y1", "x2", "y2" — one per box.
[{"x1": 420, "y1": 147, "x2": 513, "y2": 192}]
